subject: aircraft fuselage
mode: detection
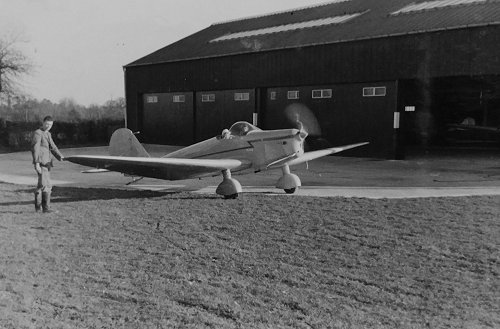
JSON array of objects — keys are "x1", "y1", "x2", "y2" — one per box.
[{"x1": 164, "y1": 128, "x2": 305, "y2": 173}]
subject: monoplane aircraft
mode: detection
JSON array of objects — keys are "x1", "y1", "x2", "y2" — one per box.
[
  {"x1": 447, "y1": 123, "x2": 500, "y2": 133},
  {"x1": 66, "y1": 121, "x2": 368, "y2": 199}
]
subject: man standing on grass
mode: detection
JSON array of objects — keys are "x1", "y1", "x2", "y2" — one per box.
[{"x1": 31, "y1": 115, "x2": 65, "y2": 213}]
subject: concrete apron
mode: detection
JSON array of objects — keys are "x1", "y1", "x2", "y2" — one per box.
[{"x1": 1, "y1": 147, "x2": 499, "y2": 199}]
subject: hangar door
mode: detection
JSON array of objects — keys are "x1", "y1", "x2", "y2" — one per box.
[
  {"x1": 398, "y1": 76, "x2": 500, "y2": 155},
  {"x1": 195, "y1": 89, "x2": 255, "y2": 141},
  {"x1": 141, "y1": 92, "x2": 194, "y2": 145},
  {"x1": 263, "y1": 82, "x2": 397, "y2": 158}
]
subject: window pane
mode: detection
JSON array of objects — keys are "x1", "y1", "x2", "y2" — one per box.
[
  {"x1": 235, "y1": 92, "x2": 250, "y2": 101},
  {"x1": 146, "y1": 96, "x2": 158, "y2": 103},
  {"x1": 374, "y1": 87, "x2": 386, "y2": 96},
  {"x1": 288, "y1": 91, "x2": 299, "y2": 99},
  {"x1": 173, "y1": 95, "x2": 185, "y2": 103},
  {"x1": 312, "y1": 90, "x2": 322, "y2": 98},
  {"x1": 202, "y1": 94, "x2": 215, "y2": 102},
  {"x1": 363, "y1": 87, "x2": 375, "y2": 97}
]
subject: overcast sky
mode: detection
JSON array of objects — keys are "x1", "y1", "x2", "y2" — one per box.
[{"x1": 0, "y1": 0, "x2": 329, "y2": 106}]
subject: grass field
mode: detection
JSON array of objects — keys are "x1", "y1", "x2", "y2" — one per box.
[{"x1": 0, "y1": 182, "x2": 499, "y2": 328}]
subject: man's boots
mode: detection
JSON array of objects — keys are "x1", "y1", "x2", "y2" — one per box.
[
  {"x1": 42, "y1": 191, "x2": 55, "y2": 213},
  {"x1": 34, "y1": 191, "x2": 42, "y2": 212}
]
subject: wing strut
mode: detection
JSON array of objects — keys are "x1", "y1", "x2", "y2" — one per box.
[{"x1": 126, "y1": 176, "x2": 144, "y2": 185}]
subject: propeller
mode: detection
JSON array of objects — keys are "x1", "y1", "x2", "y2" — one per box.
[
  {"x1": 284, "y1": 103, "x2": 322, "y2": 137},
  {"x1": 284, "y1": 103, "x2": 330, "y2": 151}
]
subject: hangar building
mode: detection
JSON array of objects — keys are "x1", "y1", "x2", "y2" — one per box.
[{"x1": 124, "y1": 0, "x2": 500, "y2": 159}]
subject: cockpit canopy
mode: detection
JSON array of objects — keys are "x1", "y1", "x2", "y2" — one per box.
[{"x1": 228, "y1": 121, "x2": 261, "y2": 136}]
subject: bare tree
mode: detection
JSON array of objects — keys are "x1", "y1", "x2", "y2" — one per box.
[{"x1": 0, "y1": 32, "x2": 33, "y2": 103}]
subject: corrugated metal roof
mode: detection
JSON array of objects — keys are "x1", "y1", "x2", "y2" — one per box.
[
  {"x1": 126, "y1": 0, "x2": 500, "y2": 67},
  {"x1": 210, "y1": 12, "x2": 365, "y2": 42}
]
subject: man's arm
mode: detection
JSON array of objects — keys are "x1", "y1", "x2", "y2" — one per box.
[
  {"x1": 48, "y1": 133, "x2": 64, "y2": 161},
  {"x1": 32, "y1": 131, "x2": 42, "y2": 164},
  {"x1": 31, "y1": 131, "x2": 42, "y2": 173}
]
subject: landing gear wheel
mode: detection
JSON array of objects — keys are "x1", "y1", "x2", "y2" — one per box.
[
  {"x1": 276, "y1": 165, "x2": 301, "y2": 194},
  {"x1": 224, "y1": 193, "x2": 239, "y2": 199},
  {"x1": 216, "y1": 170, "x2": 242, "y2": 199}
]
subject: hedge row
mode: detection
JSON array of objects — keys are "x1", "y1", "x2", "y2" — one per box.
[{"x1": 0, "y1": 119, "x2": 125, "y2": 151}]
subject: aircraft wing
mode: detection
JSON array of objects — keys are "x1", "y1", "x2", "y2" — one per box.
[
  {"x1": 65, "y1": 155, "x2": 250, "y2": 180},
  {"x1": 283, "y1": 142, "x2": 369, "y2": 167},
  {"x1": 448, "y1": 124, "x2": 500, "y2": 133}
]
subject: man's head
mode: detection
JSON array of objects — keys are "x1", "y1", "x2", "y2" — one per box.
[{"x1": 41, "y1": 116, "x2": 54, "y2": 131}]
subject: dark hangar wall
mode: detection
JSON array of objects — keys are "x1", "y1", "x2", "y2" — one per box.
[{"x1": 125, "y1": 25, "x2": 500, "y2": 155}]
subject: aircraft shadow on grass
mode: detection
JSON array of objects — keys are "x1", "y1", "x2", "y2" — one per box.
[{"x1": 0, "y1": 187, "x2": 175, "y2": 207}]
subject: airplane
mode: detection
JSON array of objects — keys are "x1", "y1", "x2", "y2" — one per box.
[
  {"x1": 447, "y1": 123, "x2": 500, "y2": 133},
  {"x1": 447, "y1": 116, "x2": 500, "y2": 134},
  {"x1": 66, "y1": 121, "x2": 368, "y2": 199}
]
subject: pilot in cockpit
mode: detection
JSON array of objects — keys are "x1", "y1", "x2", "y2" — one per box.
[
  {"x1": 219, "y1": 122, "x2": 261, "y2": 139},
  {"x1": 221, "y1": 129, "x2": 231, "y2": 139}
]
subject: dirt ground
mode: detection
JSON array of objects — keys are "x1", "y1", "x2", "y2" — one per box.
[{"x1": 0, "y1": 182, "x2": 499, "y2": 329}]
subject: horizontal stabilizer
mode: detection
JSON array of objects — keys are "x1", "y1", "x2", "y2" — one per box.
[
  {"x1": 285, "y1": 142, "x2": 369, "y2": 167},
  {"x1": 81, "y1": 168, "x2": 110, "y2": 173}
]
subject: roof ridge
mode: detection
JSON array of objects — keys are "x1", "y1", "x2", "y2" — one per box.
[{"x1": 211, "y1": 0, "x2": 351, "y2": 26}]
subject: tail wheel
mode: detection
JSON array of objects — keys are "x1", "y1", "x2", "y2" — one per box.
[{"x1": 284, "y1": 188, "x2": 297, "y2": 194}]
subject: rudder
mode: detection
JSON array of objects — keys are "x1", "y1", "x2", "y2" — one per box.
[{"x1": 109, "y1": 128, "x2": 150, "y2": 157}]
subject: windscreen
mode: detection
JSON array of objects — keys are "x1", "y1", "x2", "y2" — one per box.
[{"x1": 228, "y1": 121, "x2": 261, "y2": 136}]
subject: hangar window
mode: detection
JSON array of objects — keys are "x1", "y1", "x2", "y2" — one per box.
[
  {"x1": 374, "y1": 87, "x2": 386, "y2": 96},
  {"x1": 288, "y1": 91, "x2": 300, "y2": 99},
  {"x1": 146, "y1": 96, "x2": 158, "y2": 103},
  {"x1": 270, "y1": 91, "x2": 277, "y2": 100},
  {"x1": 363, "y1": 87, "x2": 386, "y2": 97},
  {"x1": 234, "y1": 92, "x2": 250, "y2": 101},
  {"x1": 173, "y1": 95, "x2": 185, "y2": 103},
  {"x1": 202, "y1": 94, "x2": 215, "y2": 102},
  {"x1": 312, "y1": 89, "x2": 332, "y2": 99}
]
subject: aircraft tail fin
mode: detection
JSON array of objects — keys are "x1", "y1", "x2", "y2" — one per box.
[{"x1": 109, "y1": 128, "x2": 150, "y2": 157}]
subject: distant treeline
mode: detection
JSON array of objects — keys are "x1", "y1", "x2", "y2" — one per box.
[
  {"x1": 0, "y1": 97, "x2": 125, "y2": 151},
  {"x1": 0, "y1": 96, "x2": 125, "y2": 122},
  {"x1": 0, "y1": 119, "x2": 124, "y2": 151}
]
